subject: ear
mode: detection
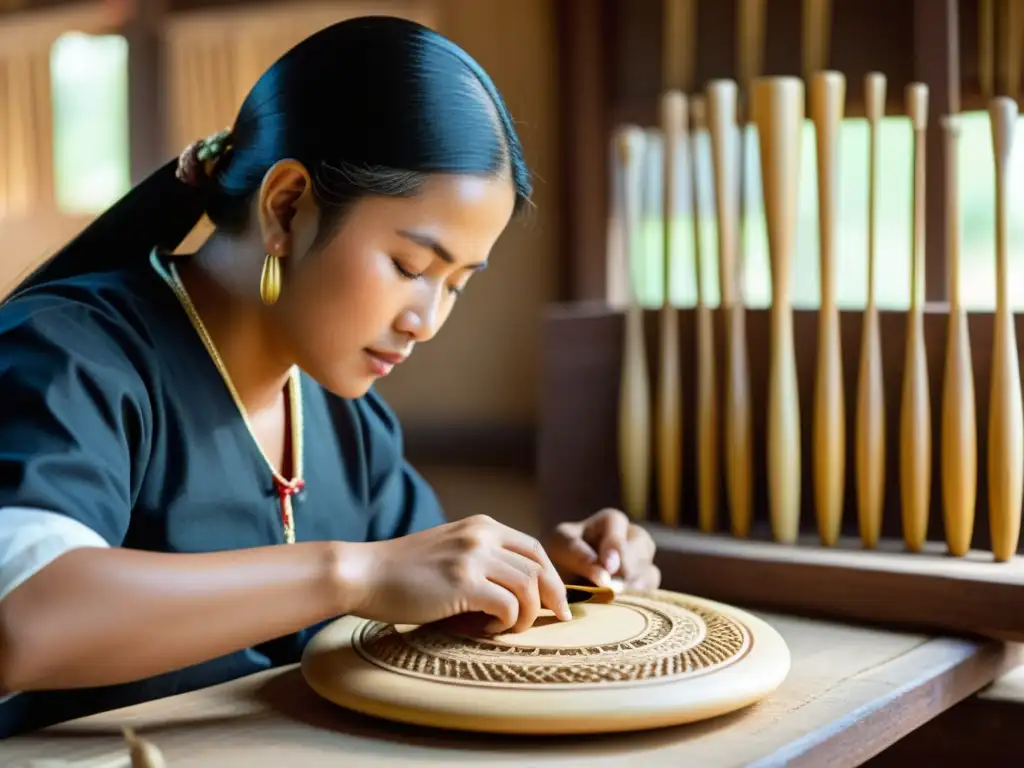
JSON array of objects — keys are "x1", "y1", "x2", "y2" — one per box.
[{"x1": 256, "y1": 159, "x2": 316, "y2": 259}]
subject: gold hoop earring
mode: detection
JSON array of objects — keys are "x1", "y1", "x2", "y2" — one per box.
[{"x1": 260, "y1": 253, "x2": 282, "y2": 306}]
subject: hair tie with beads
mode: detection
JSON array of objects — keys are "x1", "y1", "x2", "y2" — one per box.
[{"x1": 175, "y1": 127, "x2": 233, "y2": 187}]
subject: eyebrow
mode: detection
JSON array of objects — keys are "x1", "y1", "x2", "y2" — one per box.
[{"x1": 396, "y1": 230, "x2": 488, "y2": 271}]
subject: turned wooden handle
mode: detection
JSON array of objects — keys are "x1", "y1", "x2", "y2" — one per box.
[
  {"x1": 899, "y1": 83, "x2": 931, "y2": 552},
  {"x1": 752, "y1": 77, "x2": 804, "y2": 544},
  {"x1": 617, "y1": 127, "x2": 652, "y2": 522},
  {"x1": 940, "y1": 116, "x2": 978, "y2": 558},
  {"x1": 810, "y1": 71, "x2": 846, "y2": 547},
  {"x1": 686, "y1": 94, "x2": 719, "y2": 532},
  {"x1": 707, "y1": 79, "x2": 753, "y2": 537},
  {"x1": 706, "y1": 81, "x2": 739, "y2": 306},
  {"x1": 656, "y1": 92, "x2": 686, "y2": 527},
  {"x1": 907, "y1": 83, "x2": 928, "y2": 308},
  {"x1": 856, "y1": 71, "x2": 887, "y2": 549},
  {"x1": 987, "y1": 96, "x2": 1024, "y2": 562}
]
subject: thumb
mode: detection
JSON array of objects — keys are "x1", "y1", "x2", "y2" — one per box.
[{"x1": 592, "y1": 511, "x2": 630, "y2": 577}]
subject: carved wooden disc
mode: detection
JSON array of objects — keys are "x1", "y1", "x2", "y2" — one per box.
[{"x1": 301, "y1": 589, "x2": 791, "y2": 735}]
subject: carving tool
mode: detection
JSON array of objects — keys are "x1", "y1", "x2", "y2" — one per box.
[
  {"x1": 752, "y1": 77, "x2": 804, "y2": 545},
  {"x1": 565, "y1": 581, "x2": 623, "y2": 605},
  {"x1": 987, "y1": 96, "x2": 1023, "y2": 562}
]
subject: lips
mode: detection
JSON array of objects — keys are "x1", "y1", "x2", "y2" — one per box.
[
  {"x1": 366, "y1": 349, "x2": 408, "y2": 365},
  {"x1": 364, "y1": 348, "x2": 408, "y2": 377}
]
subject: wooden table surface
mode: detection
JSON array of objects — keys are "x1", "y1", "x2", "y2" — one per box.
[{"x1": 5, "y1": 610, "x2": 1019, "y2": 768}]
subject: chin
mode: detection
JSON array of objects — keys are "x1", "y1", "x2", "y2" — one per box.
[
  {"x1": 312, "y1": 369, "x2": 375, "y2": 401},
  {"x1": 298, "y1": 349, "x2": 379, "y2": 400},
  {"x1": 323, "y1": 378, "x2": 374, "y2": 401}
]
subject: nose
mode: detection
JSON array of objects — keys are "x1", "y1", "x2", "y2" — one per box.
[{"x1": 395, "y1": 284, "x2": 447, "y2": 342}]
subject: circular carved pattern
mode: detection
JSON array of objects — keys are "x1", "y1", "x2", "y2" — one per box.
[{"x1": 350, "y1": 592, "x2": 752, "y2": 689}]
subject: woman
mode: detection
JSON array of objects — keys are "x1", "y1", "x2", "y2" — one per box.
[{"x1": 0, "y1": 16, "x2": 659, "y2": 736}]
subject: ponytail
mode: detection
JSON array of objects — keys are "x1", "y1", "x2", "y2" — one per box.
[{"x1": 6, "y1": 158, "x2": 207, "y2": 303}]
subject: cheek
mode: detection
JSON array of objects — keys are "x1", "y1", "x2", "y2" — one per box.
[{"x1": 285, "y1": 250, "x2": 399, "y2": 353}]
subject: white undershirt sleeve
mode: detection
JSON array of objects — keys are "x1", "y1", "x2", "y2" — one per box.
[
  {"x1": 0, "y1": 507, "x2": 111, "y2": 603},
  {"x1": 0, "y1": 507, "x2": 110, "y2": 703}
]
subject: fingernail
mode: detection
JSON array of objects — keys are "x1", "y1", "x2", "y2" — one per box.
[
  {"x1": 559, "y1": 605, "x2": 573, "y2": 621},
  {"x1": 604, "y1": 550, "x2": 621, "y2": 574},
  {"x1": 592, "y1": 567, "x2": 611, "y2": 587}
]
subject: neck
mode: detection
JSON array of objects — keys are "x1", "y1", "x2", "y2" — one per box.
[{"x1": 174, "y1": 240, "x2": 293, "y2": 414}]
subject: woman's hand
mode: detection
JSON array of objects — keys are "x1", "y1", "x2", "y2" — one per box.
[
  {"x1": 544, "y1": 508, "x2": 660, "y2": 591},
  {"x1": 347, "y1": 515, "x2": 573, "y2": 634}
]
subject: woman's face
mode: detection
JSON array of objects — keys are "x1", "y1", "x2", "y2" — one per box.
[{"x1": 269, "y1": 172, "x2": 517, "y2": 399}]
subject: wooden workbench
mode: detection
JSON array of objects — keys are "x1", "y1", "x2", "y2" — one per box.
[{"x1": 4, "y1": 610, "x2": 1019, "y2": 768}]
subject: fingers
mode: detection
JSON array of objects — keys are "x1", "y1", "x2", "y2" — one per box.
[
  {"x1": 626, "y1": 564, "x2": 661, "y2": 592},
  {"x1": 454, "y1": 515, "x2": 571, "y2": 623},
  {"x1": 621, "y1": 524, "x2": 657, "y2": 580},
  {"x1": 472, "y1": 579, "x2": 521, "y2": 635},
  {"x1": 497, "y1": 527, "x2": 571, "y2": 621},
  {"x1": 568, "y1": 509, "x2": 657, "y2": 585},
  {"x1": 487, "y1": 551, "x2": 544, "y2": 632},
  {"x1": 585, "y1": 509, "x2": 631, "y2": 577}
]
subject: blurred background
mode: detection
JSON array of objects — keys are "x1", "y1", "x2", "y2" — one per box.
[{"x1": 0, "y1": 0, "x2": 1017, "y2": 503}]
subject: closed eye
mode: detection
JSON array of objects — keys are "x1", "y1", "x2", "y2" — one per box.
[
  {"x1": 393, "y1": 258, "x2": 465, "y2": 298},
  {"x1": 391, "y1": 258, "x2": 423, "y2": 280}
]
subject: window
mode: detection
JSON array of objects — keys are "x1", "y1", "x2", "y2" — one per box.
[
  {"x1": 50, "y1": 31, "x2": 130, "y2": 214},
  {"x1": 957, "y1": 110, "x2": 1024, "y2": 310},
  {"x1": 627, "y1": 110, "x2": 1024, "y2": 312}
]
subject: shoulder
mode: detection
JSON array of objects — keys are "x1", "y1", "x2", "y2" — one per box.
[{"x1": 0, "y1": 267, "x2": 162, "y2": 386}]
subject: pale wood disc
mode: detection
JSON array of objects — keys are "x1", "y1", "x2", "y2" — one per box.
[{"x1": 301, "y1": 589, "x2": 791, "y2": 735}]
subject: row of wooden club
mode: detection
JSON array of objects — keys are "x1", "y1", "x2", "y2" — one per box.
[{"x1": 614, "y1": 71, "x2": 1023, "y2": 562}]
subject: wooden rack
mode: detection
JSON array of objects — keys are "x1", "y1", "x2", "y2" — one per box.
[{"x1": 538, "y1": 302, "x2": 1024, "y2": 638}]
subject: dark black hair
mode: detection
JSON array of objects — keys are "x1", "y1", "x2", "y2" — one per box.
[{"x1": 13, "y1": 15, "x2": 531, "y2": 297}]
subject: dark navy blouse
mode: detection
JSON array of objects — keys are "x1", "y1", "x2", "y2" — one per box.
[{"x1": 0, "y1": 254, "x2": 445, "y2": 736}]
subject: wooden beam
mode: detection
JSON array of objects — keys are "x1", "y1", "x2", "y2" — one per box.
[
  {"x1": 914, "y1": 0, "x2": 960, "y2": 304},
  {"x1": 555, "y1": 0, "x2": 611, "y2": 302},
  {"x1": 122, "y1": 0, "x2": 168, "y2": 184}
]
